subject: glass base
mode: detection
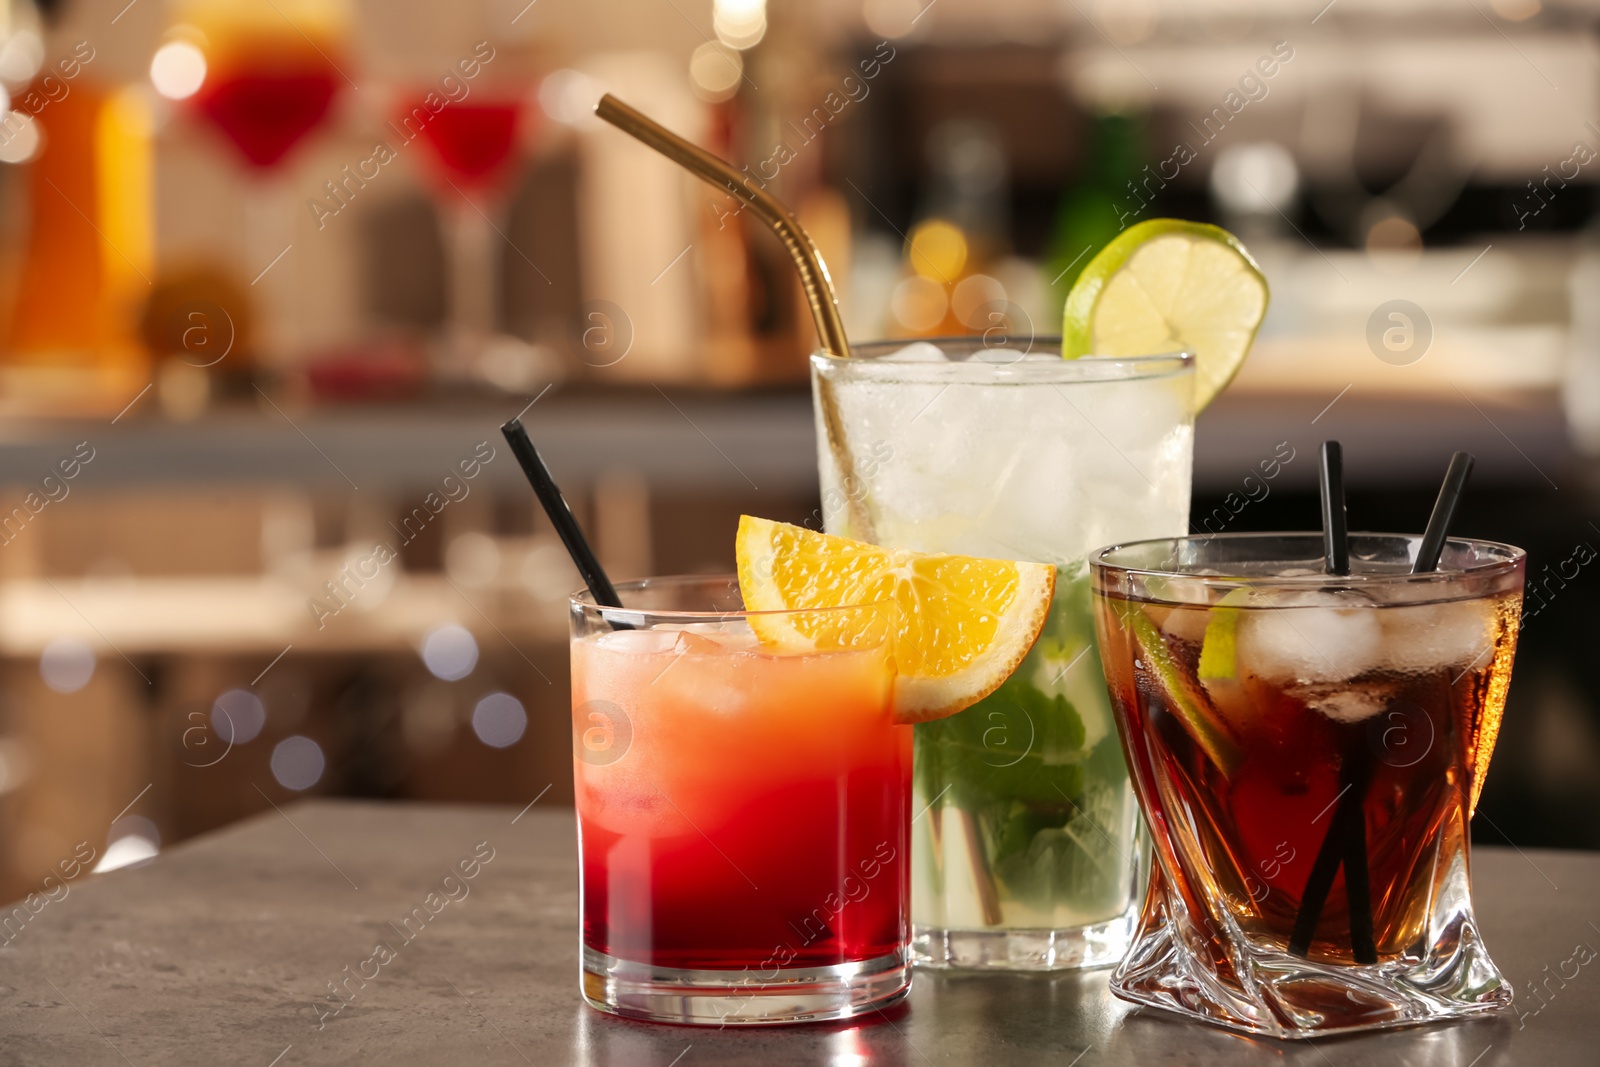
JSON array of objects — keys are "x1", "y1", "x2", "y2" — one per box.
[
  {"x1": 581, "y1": 946, "x2": 910, "y2": 1026},
  {"x1": 1111, "y1": 866, "x2": 1512, "y2": 1039},
  {"x1": 910, "y1": 906, "x2": 1137, "y2": 971}
]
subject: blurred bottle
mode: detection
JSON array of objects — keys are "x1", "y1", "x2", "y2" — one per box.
[
  {"x1": 694, "y1": 98, "x2": 760, "y2": 384},
  {"x1": 886, "y1": 121, "x2": 1015, "y2": 340},
  {"x1": 576, "y1": 52, "x2": 703, "y2": 384},
  {"x1": 1043, "y1": 110, "x2": 1145, "y2": 322},
  {"x1": 924, "y1": 119, "x2": 1008, "y2": 267},
  {"x1": 2, "y1": 69, "x2": 152, "y2": 403}
]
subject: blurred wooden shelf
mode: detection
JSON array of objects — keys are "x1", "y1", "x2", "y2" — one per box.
[{"x1": 0, "y1": 380, "x2": 1581, "y2": 498}]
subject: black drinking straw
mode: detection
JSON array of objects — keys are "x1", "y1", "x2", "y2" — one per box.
[
  {"x1": 1413, "y1": 452, "x2": 1475, "y2": 573},
  {"x1": 1323, "y1": 442, "x2": 1375, "y2": 957},
  {"x1": 1289, "y1": 450, "x2": 1475, "y2": 961},
  {"x1": 1320, "y1": 440, "x2": 1350, "y2": 576},
  {"x1": 500, "y1": 418, "x2": 632, "y2": 626},
  {"x1": 1289, "y1": 441, "x2": 1378, "y2": 962}
]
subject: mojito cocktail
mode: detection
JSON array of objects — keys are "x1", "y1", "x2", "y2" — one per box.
[
  {"x1": 812, "y1": 338, "x2": 1194, "y2": 969},
  {"x1": 571, "y1": 576, "x2": 910, "y2": 1024},
  {"x1": 1092, "y1": 533, "x2": 1524, "y2": 1037}
]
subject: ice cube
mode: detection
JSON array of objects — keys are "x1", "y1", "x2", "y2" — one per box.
[
  {"x1": 656, "y1": 650, "x2": 753, "y2": 716},
  {"x1": 1379, "y1": 599, "x2": 1497, "y2": 675},
  {"x1": 879, "y1": 341, "x2": 950, "y2": 363},
  {"x1": 1296, "y1": 683, "x2": 1393, "y2": 724},
  {"x1": 676, "y1": 621, "x2": 762, "y2": 655},
  {"x1": 594, "y1": 628, "x2": 681, "y2": 654},
  {"x1": 1236, "y1": 592, "x2": 1384, "y2": 686},
  {"x1": 1160, "y1": 605, "x2": 1210, "y2": 645}
]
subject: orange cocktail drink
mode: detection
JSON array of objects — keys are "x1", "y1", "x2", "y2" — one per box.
[{"x1": 570, "y1": 576, "x2": 910, "y2": 1025}]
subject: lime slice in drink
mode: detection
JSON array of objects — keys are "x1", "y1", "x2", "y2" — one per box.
[
  {"x1": 1126, "y1": 608, "x2": 1242, "y2": 776},
  {"x1": 1063, "y1": 219, "x2": 1268, "y2": 411},
  {"x1": 1197, "y1": 587, "x2": 1257, "y2": 682}
]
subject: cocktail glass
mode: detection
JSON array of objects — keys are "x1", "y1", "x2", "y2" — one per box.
[
  {"x1": 181, "y1": 0, "x2": 348, "y2": 363},
  {"x1": 571, "y1": 576, "x2": 911, "y2": 1024},
  {"x1": 409, "y1": 89, "x2": 531, "y2": 369},
  {"x1": 811, "y1": 337, "x2": 1194, "y2": 969},
  {"x1": 1090, "y1": 532, "x2": 1524, "y2": 1037}
]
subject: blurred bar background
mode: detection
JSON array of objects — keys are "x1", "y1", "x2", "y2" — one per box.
[{"x1": 1, "y1": 0, "x2": 1598, "y2": 900}]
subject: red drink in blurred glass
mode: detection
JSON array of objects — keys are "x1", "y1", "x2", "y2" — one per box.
[
  {"x1": 195, "y1": 57, "x2": 339, "y2": 168},
  {"x1": 414, "y1": 101, "x2": 522, "y2": 189}
]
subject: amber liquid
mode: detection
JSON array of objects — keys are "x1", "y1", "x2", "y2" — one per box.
[{"x1": 1095, "y1": 593, "x2": 1520, "y2": 964}]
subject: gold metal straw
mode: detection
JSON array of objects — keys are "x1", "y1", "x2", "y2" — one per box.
[
  {"x1": 595, "y1": 94, "x2": 850, "y2": 358},
  {"x1": 594, "y1": 94, "x2": 874, "y2": 539}
]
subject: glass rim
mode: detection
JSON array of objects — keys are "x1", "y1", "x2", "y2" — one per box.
[
  {"x1": 1091, "y1": 531, "x2": 1526, "y2": 590},
  {"x1": 811, "y1": 338, "x2": 1192, "y2": 384},
  {"x1": 569, "y1": 573, "x2": 887, "y2": 621}
]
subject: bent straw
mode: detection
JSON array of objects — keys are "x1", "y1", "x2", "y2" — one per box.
[
  {"x1": 1290, "y1": 440, "x2": 1377, "y2": 962},
  {"x1": 593, "y1": 94, "x2": 875, "y2": 541},
  {"x1": 501, "y1": 418, "x2": 633, "y2": 629},
  {"x1": 596, "y1": 95, "x2": 849, "y2": 358}
]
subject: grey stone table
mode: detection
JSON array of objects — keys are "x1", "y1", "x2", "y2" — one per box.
[{"x1": 2, "y1": 801, "x2": 1595, "y2": 1066}]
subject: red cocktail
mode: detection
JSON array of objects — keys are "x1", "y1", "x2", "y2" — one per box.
[
  {"x1": 179, "y1": 0, "x2": 348, "y2": 363},
  {"x1": 571, "y1": 576, "x2": 910, "y2": 1024},
  {"x1": 194, "y1": 58, "x2": 339, "y2": 169},
  {"x1": 407, "y1": 91, "x2": 529, "y2": 360},
  {"x1": 414, "y1": 101, "x2": 523, "y2": 190},
  {"x1": 185, "y1": 0, "x2": 345, "y2": 170}
]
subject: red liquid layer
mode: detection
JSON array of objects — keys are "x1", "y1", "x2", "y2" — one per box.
[
  {"x1": 580, "y1": 765, "x2": 908, "y2": 969},
  {"x1": 414, "y1": 101, "x2": 522, "y2": 188},
  {"x1": 196, "y1": 65, "x2": 340, "y2": 168},
  {"x1": 573, "y1": 634, "x2": 909, "y2": 972}
]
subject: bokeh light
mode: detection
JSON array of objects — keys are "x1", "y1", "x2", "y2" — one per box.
[
  {"x1": 421, "y1": 624, "x2": 479, "y2": 681},
  {"x1": 271, "y1": 735, "x2": 325, "y2": 791},
  {"x1": 150, "y1": 41, "x2": 207, "y2": 100},
  {"x1": 713, "y1": 0, "x2": 766, "y2": 50},
  {"x1": 0, "y1": 30, "x2": 43, "y2": 85},
  {"x1": 1211, "y1": 142, "x2": 1300, "y2": 216},
  {"x1": 538, "y1": 68, "x2": 604, "y2": 126},
  {"x1": 0, "y1": 111, "x2": 42, "y2": 165},
  {"x1": 471, "y1": 692, "x2": 527, "y2": 748},
  {"x1": 212, "y1": 688, "x2": 266, "y2": 744},
  {"x1": 689, "y1": 42, "x2": 743, "y2": 103},
  {"x1": 951, "y1": 274, "x2": 1006, "y2": 329},
  {"x1": 890, "y1": 274, "x2": 947, "y2": 332},
  {"x1": 907, "y1": 219, "x2": 968, "y2": 282},
  {"x1": 40, "y1": 637, "x2": 95, "y2": 693}
]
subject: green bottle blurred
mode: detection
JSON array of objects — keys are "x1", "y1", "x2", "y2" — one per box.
[{"x1": 1043, "y1": 110, "x2": 1147, "y2": 324}]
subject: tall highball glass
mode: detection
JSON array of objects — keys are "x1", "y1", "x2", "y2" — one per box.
[{"x1": 811, "y1": 337, "x2": 1194, "y2": 969}]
